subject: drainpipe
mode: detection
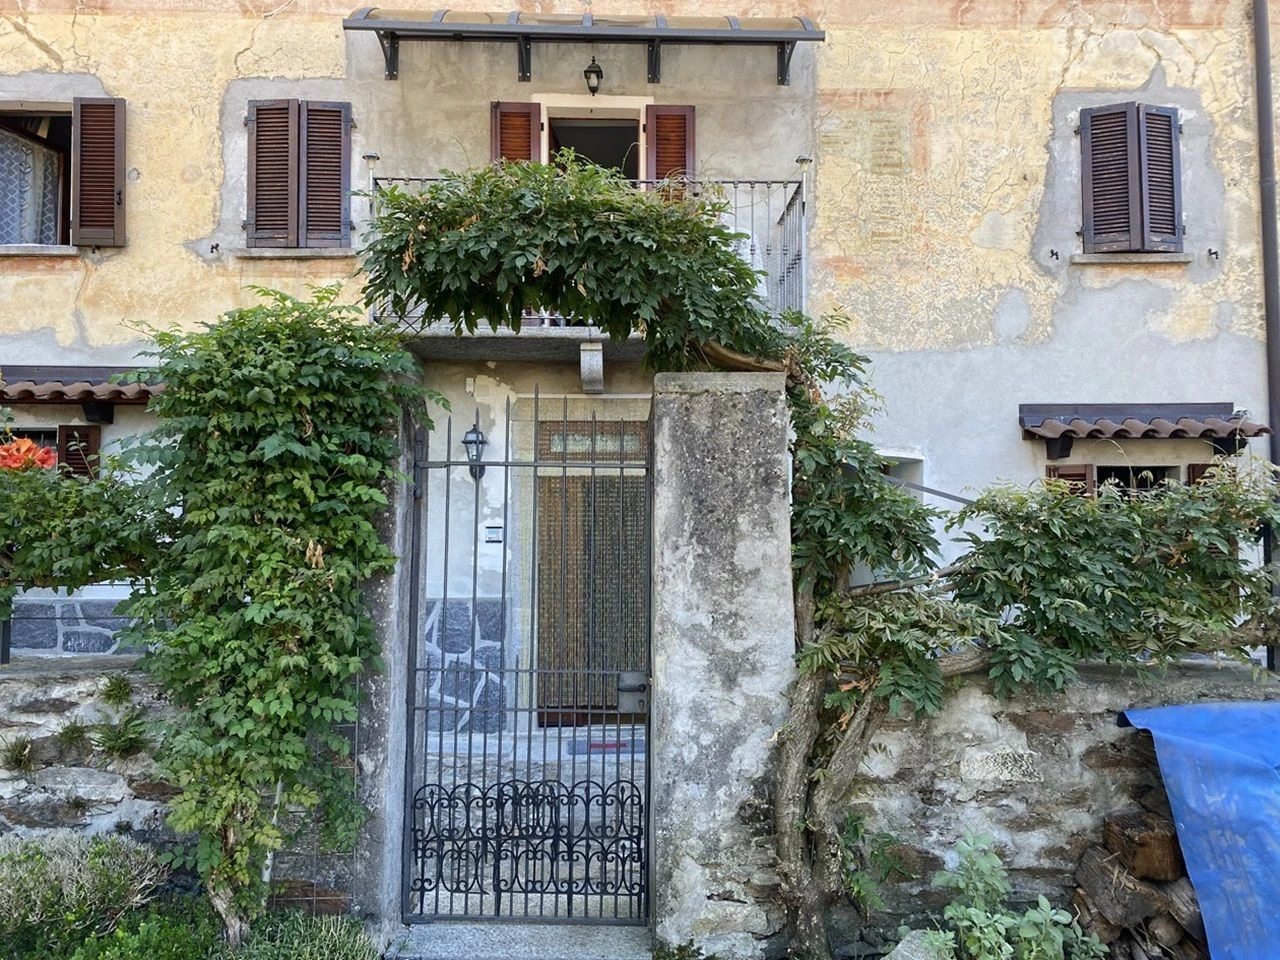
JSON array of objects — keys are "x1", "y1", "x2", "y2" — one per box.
[{"x1": 1254, "y1": 0, "x2": 1280, "y2": 670}]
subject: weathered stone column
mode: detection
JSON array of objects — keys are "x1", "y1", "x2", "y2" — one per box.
[{"x1": 650, "y1": 372, "x2": 796, "y2": 960}]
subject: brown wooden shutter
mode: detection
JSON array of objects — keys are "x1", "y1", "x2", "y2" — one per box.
[
  {"x1": 57, "y1": 425, "x2": 100, "y2": 480},
  {"x1": 491, "y1": 102, "x2": 541, "y2": 163},
  {"x1": 1081, "y1": 103, "x2": 1140, "y2": 253},
  {"x1": 646, "y1": 105, "x2": 695, "y2": 181},
  {"x1": 70, "y1": 98, "x2": 125, "y2": 247},
  {"x1": 1046, "y1": 463, "x2": 1096, "y2": 496},
  {"x1": 1138, "y1": 104, "x2": 1182, "y2": 252},
  {"x1": 299, "y1": 101, "x2": 351, "y2": 248},
  {"x1": 1186, "y1": 463, "x2": 1213, "y2": 484},
  {"x1": 246, "y1": 99, "x2": 299, "y2": 248}
]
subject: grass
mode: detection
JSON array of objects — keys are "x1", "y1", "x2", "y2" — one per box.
[
  {"x1": 93, "y1": 708, "x2": 151, "y2": 759},
  {"x1": 101, "y1": 675, "x2": 134, "y2": 707},
  {"x1": 0, "y1": 736, "x2": 35, "y2": 773},
  {"x1": 56, "y1": 719, "x2": 91, "y2": 753}
]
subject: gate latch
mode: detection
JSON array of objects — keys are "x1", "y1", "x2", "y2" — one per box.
[{"x1": 617, "y1": 671, "x2": 649, "y2": 714}]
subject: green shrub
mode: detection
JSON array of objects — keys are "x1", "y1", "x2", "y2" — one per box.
[
  {"x1": 233, "y1": 912, "x2": 380, "y2": 960},
  {"x1": 67, "y1": 897, "x2": 222, "y2": 960},
  {"x1": 921, "y1": 833, "x2": 1106, "y2": 960},
  {"x1": 0, "y1": 833, "x2": 168, "y2": 960}
]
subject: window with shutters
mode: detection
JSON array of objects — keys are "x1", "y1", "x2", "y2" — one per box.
[
  {"x1": 246, "y1": 99, "x2": 351, "y2": 249},
  {"x1": 9, "y1": 426, "x2": 100, "y2": 478},
  {"x1": 1046, "y1": 464, "x2": 1196, "y2": 497},
  {"x1": 1080, "y1": 102, "x2": 1183, "y2": 254},
  {"x1": 491, "y1": 100, "x2": 695, "y2": 181},
  {"x1": 0, "y1": 99, "x2": 125, "y2": 248}
]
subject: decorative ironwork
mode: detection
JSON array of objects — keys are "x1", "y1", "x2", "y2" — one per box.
[{"x1": 409, "y1": 778, "x2": 645, "y2": 912}]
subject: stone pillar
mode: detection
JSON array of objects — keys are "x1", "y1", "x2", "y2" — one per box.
[{"x1": 650, "y1": 372, "x2": 796, "y2": 960}]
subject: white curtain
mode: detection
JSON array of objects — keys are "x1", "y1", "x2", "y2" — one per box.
[{"x1": 0, "y1": 127, "x2": 60, "y2": 245}]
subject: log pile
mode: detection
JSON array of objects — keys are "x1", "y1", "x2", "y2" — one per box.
[{"x1": 1073, "y1": 805, "x2": 1208, "y2": 960}]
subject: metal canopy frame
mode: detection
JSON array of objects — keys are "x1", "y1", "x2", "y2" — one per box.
[{"x1": 343, "y1": 8, "x2": 825, "y2": 84}]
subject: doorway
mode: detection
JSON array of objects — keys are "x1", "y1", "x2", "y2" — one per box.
[{"x1": 549, "y1": 118, "x2": 641, "y2": 179}]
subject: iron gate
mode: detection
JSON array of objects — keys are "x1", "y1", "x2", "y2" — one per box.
[{"x1": 403, "y1": 393, "x2": 652, "y2": 924}]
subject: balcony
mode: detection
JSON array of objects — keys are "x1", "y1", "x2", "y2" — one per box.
[{"x1": 369, "y1": 177, "x2": 806, "y2": 341}]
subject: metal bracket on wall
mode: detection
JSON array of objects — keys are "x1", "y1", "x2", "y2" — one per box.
[
  {"x1": 378, "y1": 31, "x2": 400, "y2": 79},
  {"x1": 1044, "y1": 435, "x2": 1074, "y2": 460},
  {"x1": 777, "y1": 41, "x2": 796, "y2": 85},
  {"x1": 647, "y1": 39, "x2": 662, "y2": 82},
  {"x1": 517, "y1": 34, "x2": 532, "y2": 81}
]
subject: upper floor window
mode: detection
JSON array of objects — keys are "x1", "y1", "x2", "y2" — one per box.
[
  {"x1": 0, "y1": 99, "x2": 126, "y2": 248},
  {"x1": 245, "y1": 99, "x2": 352, "y2": 249},
  {"x1": 1080, "y1": 102, "x2": 1182, "y2": 254},
  {"x1": 491, "y1": 101, "x2": 694, "y2": 180}
]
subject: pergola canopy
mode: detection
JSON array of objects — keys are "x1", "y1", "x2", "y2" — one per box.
[{"x1": 343, "y1": 8, "x2": 825, "y2": 84}]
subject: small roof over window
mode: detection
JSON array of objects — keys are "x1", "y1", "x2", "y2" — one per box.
[
  {"x1": 343, "y1": 8, "x2": 825, "y2": 84},
  {"x1": 1019, "y1": 403, "x2": 1270, "y2": 459},
  {"x1": 0, "y1": 366, "x2": 159, "y2": 405}
]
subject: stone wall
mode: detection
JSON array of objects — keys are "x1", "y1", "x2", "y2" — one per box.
[
  {"x1": 650, "y1": 372, "x2": 796, "y2": 960},
  {"x1": 0, "y1": 656, "x2": 172, "y2": 837},
  {"x1": 0, "y1": 654, "x2": 356, "y2": 914},
  {"x1": 833, "y1": 662, "x2": 1280, "y2": 958}
]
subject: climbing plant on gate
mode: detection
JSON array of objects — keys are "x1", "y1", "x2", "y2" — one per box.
[{"x1": 362, "y1": 155, "x2": 1280, "y2": 960}]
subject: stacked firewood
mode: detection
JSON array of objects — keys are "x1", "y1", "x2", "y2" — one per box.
[{"x1": 1072, "y1": 800, "x2": 1208, "y2": 960}]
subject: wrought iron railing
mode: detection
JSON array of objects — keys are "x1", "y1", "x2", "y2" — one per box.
[{"x1": 370, "y1": 177, "x2": 805, "y2": 329}]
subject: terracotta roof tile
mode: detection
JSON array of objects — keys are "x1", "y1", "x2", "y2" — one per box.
[
  {"x1": 1019, "y1": 403, "x2": 1269, "y2": 442},
  {"x1": 0, "y1": 366, "x2": 160, "y2": 405}
]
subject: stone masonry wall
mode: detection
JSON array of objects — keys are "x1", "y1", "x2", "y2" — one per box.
[
  {"x1": 0, "y1": 656, "x2": 172, "y2": 838},
  {"x1": 0, "y1": 654, "x2": 360, "y2": 914},
  {"x1": 832, "y1": 662, "x2": 1280, "y2": 958}
]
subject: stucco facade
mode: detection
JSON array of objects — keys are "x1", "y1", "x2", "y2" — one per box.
[
  {"x1": 1, "y1": 0, "x2": 1275, "y2": 502},
  {"x1": 3, "y1": 2, "x2": 1279, "y2": 952}
]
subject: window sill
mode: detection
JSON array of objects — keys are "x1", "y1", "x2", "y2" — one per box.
[
  {"x1": 0, "y1": 244, "x2": 80, "y2": 257},
  {"x1": 233, "y1": 247, "x2": 357, "y2": 260},
  {"x1": 1069, "y1": 252, "x2": 1194, "y2": 265}
]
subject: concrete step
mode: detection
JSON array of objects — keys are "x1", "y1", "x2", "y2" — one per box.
[{"x1": 392, "y1": 922, "x2": 652, "y2": 960}]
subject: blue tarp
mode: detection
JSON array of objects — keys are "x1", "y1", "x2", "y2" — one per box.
[{"x1": 1120, "y1": 703, "x2": 1280, "y2": 960}]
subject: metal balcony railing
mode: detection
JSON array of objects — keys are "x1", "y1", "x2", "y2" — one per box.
[{"x1": 370, "y1": 177, "x2": 806, "y2": 330}]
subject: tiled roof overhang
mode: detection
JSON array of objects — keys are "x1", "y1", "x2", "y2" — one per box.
[
  {"x1": 343, "y1": 8, "x2": 825, "y2": 84},
  {"x1": 0, "y1": 366, "x2": 160, "y2": 405},
  {"x1": 1019, "y1": 403, "x2": 1270, "y2": 459}
]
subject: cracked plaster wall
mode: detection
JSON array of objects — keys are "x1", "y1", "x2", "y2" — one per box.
[
  {"x1": 0, "y1": 0, "x2": 814, "y2": 368},
  {"x1": 811, "y1": 0, "x2": 1278, "y2": 521}
]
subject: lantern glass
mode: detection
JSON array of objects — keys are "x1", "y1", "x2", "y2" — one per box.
[
  {"x1": 583, "y1": 57, "x2": 603, "y2": 95},
  {"x1": 462, "y1": 426, "x2": 486, "y2": 479}
]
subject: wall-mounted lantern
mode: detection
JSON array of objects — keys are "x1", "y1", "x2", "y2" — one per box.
[
  {"x1": 583, "y1": 57, "x2": 604, "y2": 96},
  {"x1": 462, "y1": 425, "x2": 487, "y2": 480}
]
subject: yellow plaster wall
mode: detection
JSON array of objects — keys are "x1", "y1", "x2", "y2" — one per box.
[
  {"x1": 0, "y1": 3, "x2": 356, "y2": 353},
  {"x1": 0, "y1": 0, "x2": 1274, "y2": 355},
  {"x1": 811, "y1": 0, "x2": 1266, "y2": 351}
]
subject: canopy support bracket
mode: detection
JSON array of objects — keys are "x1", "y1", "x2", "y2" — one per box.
[
  {"x1": 647, "y1": 39, "x2": 661, "y2": 83},
  {"x1": 517, "y1": 34, "x2": 532, "y2": 81},
  {"x1": 378, "y1": 30, "x2": 400, "y2": 79},
  {"x1": 777, "y1": 40, "x2": 796, "y2": 85}
]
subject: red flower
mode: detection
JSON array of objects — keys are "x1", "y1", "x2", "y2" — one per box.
[{"x1": 0, "y1": 437, "x2": 57, "y2": 471}]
